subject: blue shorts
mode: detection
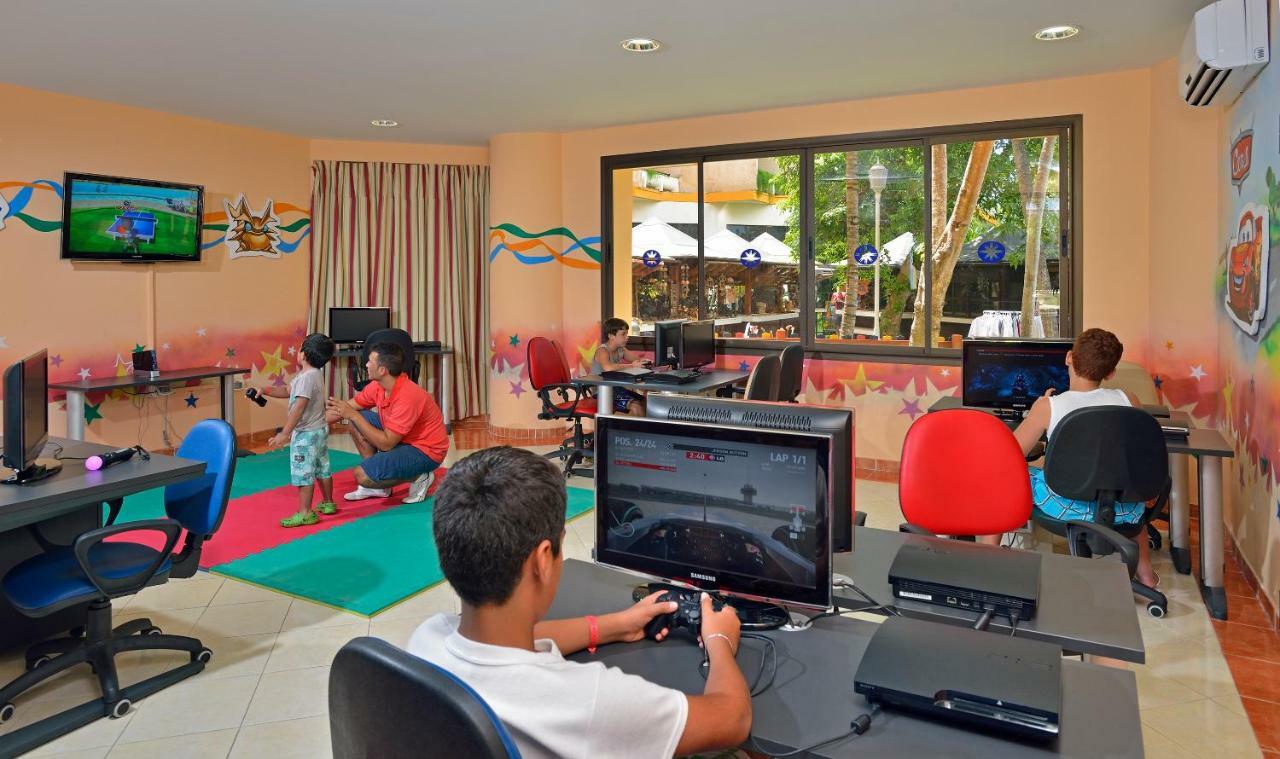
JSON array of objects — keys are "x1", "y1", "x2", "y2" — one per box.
[
  {"x1": 358, "y1": 410, "x2": 442, "y2": 484},
  {"x1": 1029, "y1": 466, "x2": 1145, "y2": 525},
  {"x1": 613, "y1": 388, "x2": 642, "y2": 413}
]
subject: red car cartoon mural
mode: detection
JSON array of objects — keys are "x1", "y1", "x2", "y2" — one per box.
[{"x1": 1226, "y1": 204, "x2": 1269, "y2": 335}]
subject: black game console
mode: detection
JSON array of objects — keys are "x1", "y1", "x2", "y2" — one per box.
[
  {"x1": 855, "y1": 616, "x2": 1063, "y2": 741},
  {"x1": 643, "y1": 369, "x2": 699, "y2": 385},
  {"x1": 888, "y1": 535, "x2": 1040, "y2": 621},
  {"x1": 602, "y1": 367, "x2": 652, "y2": 381}
]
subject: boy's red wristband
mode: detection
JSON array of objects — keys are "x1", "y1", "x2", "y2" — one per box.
[{"x1": 587, "y1": 615, "x2": 599, "y2": 654}]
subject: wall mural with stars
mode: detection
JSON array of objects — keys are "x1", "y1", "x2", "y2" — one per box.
[
  {"x1": 0, "y1": 82, "x2": 314, "y2": 450},
  {"x1": 1216, "y1": 28, "x2": 1280, "y2": 603}
]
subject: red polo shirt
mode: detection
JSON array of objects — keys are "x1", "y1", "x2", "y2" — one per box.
[{"x1": 354, "y1": 374, "x2": 449, "y2": 463}]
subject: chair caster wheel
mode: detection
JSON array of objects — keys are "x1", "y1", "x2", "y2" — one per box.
[
  {"x1": 69, "y1": 626, "x2": 85, "y2": 639},
  {"x1": 194, "y1": 648, "x2": 213, "y2": 664},
  {"x1": 110, "y1": 699, "x2": 131, "y2": 719},
  {"x1": 26, "y1": 654, "x2": 52, "y2": 670},
  {"x1": 0, "y1": 702, "x2": 14, "y2": 723},
  {"x1": 1147, "y1": 602, "x2": 1166, "y2": 618},
  {"x1": 142, "y1": 626, "x2": 162, "y2": 635}
]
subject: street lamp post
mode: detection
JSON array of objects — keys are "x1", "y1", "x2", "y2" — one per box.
[{"x1": 868, "y1": 163, "x2": 888, "y2": 338}]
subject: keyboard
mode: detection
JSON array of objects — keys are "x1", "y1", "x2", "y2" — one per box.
[{"x1": 643, "y1": 369, "x2": 700, "y2": 385}]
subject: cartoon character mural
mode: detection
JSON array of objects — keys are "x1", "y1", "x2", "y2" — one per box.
[
  {"x1": 224, "y1": 195, "x2": 281, "y2": 259},
  {"x1": 1225, "y1": 202, "x2": 1269, "y2": 335}
]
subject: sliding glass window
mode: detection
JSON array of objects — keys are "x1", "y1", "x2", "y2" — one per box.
[{"x1": 602, "y1": 117, "x2": 1077, "y2": 357}]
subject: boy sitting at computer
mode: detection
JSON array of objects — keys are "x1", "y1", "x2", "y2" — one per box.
[
  {"x1": 997, "y1": 328, "x2": 1158, "y2": 589},
  {"x1": 592, "y1": 317, "x2": 648, "y2": 416},
  {"x1": 408, "y1": 446, "x2": 752, "y2": 758}
]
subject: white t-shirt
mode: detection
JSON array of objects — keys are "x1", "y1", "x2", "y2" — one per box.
[
  {"x1": 1047, "y1": 387, "x2": 1131, "y2": 439},
  {"x1": 406, "y1": 614, "x2": 688, "y2": 759}
]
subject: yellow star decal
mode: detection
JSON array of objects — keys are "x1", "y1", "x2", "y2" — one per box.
[
  {"x1": 577, "y1": 341, "x2": 599, "y2": 372},
  {"x1": 109, "y1": 354, "x2": 131, "y2": 400},
  {"x1": 1165, "y1": 340, "x2": 1174, "y2": 351},
  {"x1": 1221, "y1": 372, "x2": 1235, "y2": 422},
  {"x1": 260, "y1": 346, "x2": 289, "y2": 377},
  {"x1": 838, "y1": 364, "x2": 884, "y2": 397}
]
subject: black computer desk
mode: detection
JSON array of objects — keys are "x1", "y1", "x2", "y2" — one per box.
[
  {"x1": 551, "y1": 560, "x2": 1143, "y2": 758},
  {"x1": 834, "y1": 528, "x2": 1145, "y2": 662},
  {"x1": 576, "y1": 369, "x2": 750, "y2": 416},
  {"x1": 0, "y1": 438, "x2": 204, "y2": 652},
  {"x1": 928, "y1": 395, "x2": 1237, "y2": 621},
  {"x1": 50, "y1": 367, "x2": 248, "y2": 443}
]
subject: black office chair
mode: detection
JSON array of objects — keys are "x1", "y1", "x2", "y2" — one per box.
[
  {"x1": 744, "y1": 355, "x2": 782, "y2": 401},
  {"x1": 350, "y1": 327, "x2": 419, "y2": 391},
  {"x1": 330, "y1": 637, "x2": 521, "y2": 759},
  {"x1": 1032, "y1": 406, "x2": 1170, "y2": 618},
  {"x1": 0, "y1": 420, "x2": 236, "y2": 756},
  {"x1": 776, "y1": 344, "x2": 804, "y2": 403}
]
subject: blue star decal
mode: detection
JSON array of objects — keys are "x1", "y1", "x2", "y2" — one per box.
[
  {"x1": 738, "y1": 361, "x2": 750, "y2": 372},
  {"x1": 509, "y1": 334, "x2": 520, "y2": 347},
  {"x1": 1152, "y1": 374, "x2": 1163, "y2": 389},
  {"x1": 977, "y1": 240, "x2": 1006, "y2": 263},
  {"x1": 185, "y1": 393, "x2": 198, "y2": 408}
]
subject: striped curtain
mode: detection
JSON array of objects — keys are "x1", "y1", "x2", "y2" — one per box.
[{"x1": 310, "y1": 161, "x2": 489, "y2": 420}]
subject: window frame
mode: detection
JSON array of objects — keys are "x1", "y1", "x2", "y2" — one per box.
[{"x1": 600, "y1": 115, "x2": 1082, "y2": 363}]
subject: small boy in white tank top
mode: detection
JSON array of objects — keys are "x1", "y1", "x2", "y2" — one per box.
[{"x1": 1001, "y1": 328, "x2": 1157, "y2": 588}]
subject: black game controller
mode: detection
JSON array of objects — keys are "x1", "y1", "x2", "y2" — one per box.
[
  {"x1": 245, "y1": 388, "x2": 268, "y2": 407},
  {"x1": 633, "y1": 584, "x2": 724, "y2": 640}
]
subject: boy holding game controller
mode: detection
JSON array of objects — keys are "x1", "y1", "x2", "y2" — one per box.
[{"x1": 408, "y1": 446, "x2": 751, "y2": 757}]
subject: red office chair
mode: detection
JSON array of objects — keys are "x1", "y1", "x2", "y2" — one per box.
[
  {"x1": 899, "y1": 410, "x2": 1032, "y2": 537},
  {"x1": 527, "y1": 337, "x2": 595, "y2": 480}
]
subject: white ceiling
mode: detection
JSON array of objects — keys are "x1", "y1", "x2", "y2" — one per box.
[{"x1": 1, "y1": 0, "x2": 1207, "y2": 145}]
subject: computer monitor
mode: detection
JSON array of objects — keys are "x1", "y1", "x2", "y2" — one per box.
[
  {"x1": 329, "y1": 307, "x2": 391, "y2": 344},
  {"x1": 962, "y1": 339, "x2": 1072, "y2": 412},
  {"x1": 679, "y1": 319, "x2": 715, "y2": 370},
  {"x1": 652, "y1": 319, "x2": 684, "y2": 368},
  {"x1": 595, "y1": 414, "x2": 833, "y2": 610},
  {"x1": 2, "y1": 349, "x2": 50, "y2": 482},
  {"x1": 646, "y1": 395, "x2": 855, "y2": 553}
]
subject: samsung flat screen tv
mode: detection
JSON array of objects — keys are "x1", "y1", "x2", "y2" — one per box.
[{"x1": 61, "y1": 172, "x2": 205, "y2": 262}]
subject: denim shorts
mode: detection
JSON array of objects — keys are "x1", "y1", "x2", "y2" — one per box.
[
  {"x1": 1029, "y1": 465, "x2": 1145, "y2": 525},
  {"x1": 613, "y1": 388, "x2": 642, "y2": 413},
  {"x1": 289, "y1": 428, "x2": 331, "y2": 486},
  {"x1": 358, "y1": 410, "x2": 441, "y2": 483}
]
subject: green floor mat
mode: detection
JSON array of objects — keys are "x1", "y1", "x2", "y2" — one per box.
[
  {"x1": 212, "y1": 486, "x2": 596, "y2": 616},
  {"x1": 107, "y1": 448, "x2": 362, "y2": 522}
]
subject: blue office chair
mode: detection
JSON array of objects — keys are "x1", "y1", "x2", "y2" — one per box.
[
  {"x1": 330, "y1": 637, "x2": 521, "y2": 759},
  {"x1": 0, "y1": 420, "x2": 236, "y2": 756}
]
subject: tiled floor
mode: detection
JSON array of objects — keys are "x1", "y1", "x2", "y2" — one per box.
[{"x1": 0, "y1": 428, "x2": 1271, "y2": 757}]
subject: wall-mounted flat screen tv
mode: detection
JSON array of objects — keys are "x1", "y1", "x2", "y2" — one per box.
[{"x1": 61, "y1": 172, "x2": 205, "y2": 262}]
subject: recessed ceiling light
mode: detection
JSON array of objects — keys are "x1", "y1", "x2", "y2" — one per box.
[
  {"x1": 620, "y1": 38, "x2": 662, "y2": 53},
  {"x1": 1035, "y1": 25, "x2": 1079, "y2": 41},
  {"x1": 370, "y1": 119, "x2": 399, "y2": 128}
]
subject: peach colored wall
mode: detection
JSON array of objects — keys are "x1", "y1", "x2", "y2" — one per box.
[
  {"x1": 0, "y1": 83, "x2": 311, "y2": 449},
  {"x1": 309, "y1": 139, "x2": 487, "y2": 166},
  {"x1": 488, "y1": 133, "x2": 566, "y2": 429}
]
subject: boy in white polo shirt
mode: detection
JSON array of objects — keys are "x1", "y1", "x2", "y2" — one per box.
[{"x1": 407, "y1": 446, "x2": 751, "y2": 759}]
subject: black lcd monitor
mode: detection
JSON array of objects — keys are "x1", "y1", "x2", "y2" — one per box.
[
  {"x1": 962, "y1": 339, "x2": 1072, "y2": 412},
  {"x1": 647, "y1": 395, "x2": 855, "y2": 553},
  {"x1": 653, "y1": 319, "x2": 684, "y2": 368},
  {"x1": 329, "y1": 307, "x2": 392, "y2": 344},
  {"x1": 3, "y1": 350, "x2": 49, "y2": 480},
  {"x1": 679, "y1": 319, "x2": 715, "y2": 370},
  {"x1": 595, "y1": 414, "x2": 833, "y2": 610},
  {"x1": 61, "y1": 172, "x2": 204, "y2": 262}
]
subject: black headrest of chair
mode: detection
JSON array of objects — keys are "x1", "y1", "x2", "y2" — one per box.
[
  {"x1": 745, "y1": 355, "x2": 782, "y2": 401},
  {"x1": 360, "y1": 328, "x2": 419, "y2": 381},
  {"x1": 777, "y1": 344, "x2": 804, "y2": 402},
  {"x1": 1043, "y1": 405, "x2": 1168, "y2": 503},
  {"x1": 330, "y1": 637, "x2": 521, "y2": 759}
]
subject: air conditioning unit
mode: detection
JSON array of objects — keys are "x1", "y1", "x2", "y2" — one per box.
[{"x1": 1179, "y1": 0, "x2": 1270, "y2": 106}]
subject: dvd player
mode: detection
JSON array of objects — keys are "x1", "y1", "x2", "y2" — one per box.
[
  {"x1": 855, "y1": 616, "x2": 1062, "y2": 742},
  {"x1": 888, "y1": 535, "x2": 1040, "y2": 620}
]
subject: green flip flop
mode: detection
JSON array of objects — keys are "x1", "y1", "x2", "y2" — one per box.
[
  {"x1": 314, "y1": 501, "x2": 338, "y2": 516},
  {"x1": 280, "y1": 510, "x2": 319, "y2": 528}
]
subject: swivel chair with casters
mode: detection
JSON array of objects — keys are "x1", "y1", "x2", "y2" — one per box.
[
  {"x1": 776, "y1": 343, "x2": 804, "y2": 402},
  {"x1": 1032, "y1": 406, "x2": 1170, "y2": 618},
  {"x1": 528, "y1": 337, "x2": 595, "y2": 480},
  {"x1": 331, "y1": 637, "x2": 521, "y2": 759},
  {"x1": 898, "y1": 409, "x2": 1033, "y2": 539},
  {"x1": 0, "y1": 419, "x2": 236, "y2": 756},
  {"x1": 349, "y1": 327, "x2": 420, "y2": 392}
]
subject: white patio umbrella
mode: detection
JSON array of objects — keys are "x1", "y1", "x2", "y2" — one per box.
[
  {"x1": 630, "y1": 218, "x2": 697, "y2": 260},
  {"x1": 703, "y1": 229, "x2": 754, "y2": 261},
  {"x1": 748, "y1": 232, "x2": 798, "y2": 264}
]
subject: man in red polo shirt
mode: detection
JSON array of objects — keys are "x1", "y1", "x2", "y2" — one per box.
[{"x1": 325, "y1": 342, "x2": 449, "y2": 503}]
